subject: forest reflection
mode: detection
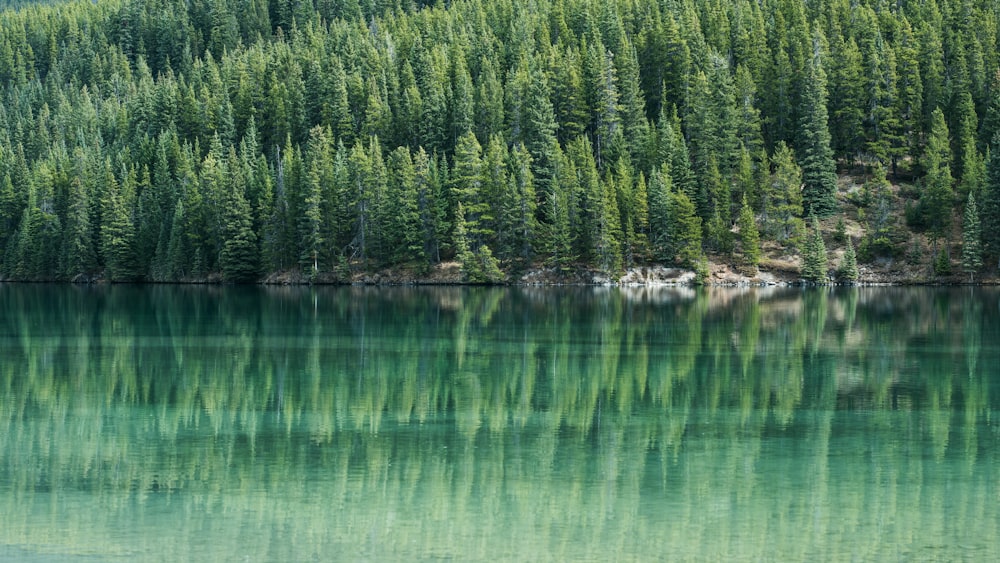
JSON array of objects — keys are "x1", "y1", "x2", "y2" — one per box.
[{"x1": 1, "y1": 285, "x2": 998, "y2": 560}]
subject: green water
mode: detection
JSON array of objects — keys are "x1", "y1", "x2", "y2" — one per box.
[{"x1": 1, "y1": 285, "x2": 998, "y2": 561}]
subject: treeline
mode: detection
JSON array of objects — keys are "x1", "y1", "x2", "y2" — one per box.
[{"x1": 0, "y1": 0, "x2": 999, "y2": 282}]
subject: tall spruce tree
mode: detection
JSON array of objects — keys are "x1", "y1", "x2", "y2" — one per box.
[
  {"x1": 668, "y1": 187, "x2": 703, "y2": 268},
  {"x1": 962, "y1": 192, "x2": 983, "y2": 280},
  {"x1": 765, "y1": 142, "x2": 804, "y2": 243},
  {"x1": 919, "y1": 108, "x2": 954, "y2": 244},
  {"x1": 798, "y1": 31, "x2": 838, "y2": 218},
  {"x1": 801, "y1": 216, "x2": 828, "y2": 282},
  {"x1": 737, "y1": 195, "x2": 761, "y2": 273},
  {"x1": 982, "y1": 134, "x2": 1000, "y2": 269},
  {"x1": 839, "y1": 238, "x2": 859, "y2": 283},
  {"x1": 220, "y1": 175, "x2": 259, "y2": 282},
  {"x1": 100, "y1": 165, "x2": 139, "y2": 281}
]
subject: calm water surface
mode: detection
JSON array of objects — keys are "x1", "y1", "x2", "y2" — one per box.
[{"x1": 1, "y1": 285, "x2": 999, "y2": 561}]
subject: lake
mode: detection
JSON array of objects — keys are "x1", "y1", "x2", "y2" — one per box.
[{"x1": 1, "y1": 284, "x2": 998, "y2": 561}]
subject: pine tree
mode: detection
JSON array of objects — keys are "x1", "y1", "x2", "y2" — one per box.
[
  {"x1": 594, "y1": 176, "x2": 623, "y2": 274},
  {"x1": 894, "y1": 19, "x2": 923, "y2": 169},
  {"x1": 166, "y1": 200, "x2": 188, "y2": 279},
  {"x1": 100, "y1": 166, "x2": 139, "y2": 282},
  {"x1": 668, "y1": 187, "x2": 703, "y2": 268},
  {"x1": 475, "y1": 57, "x2": 505, "y2": 146},
  {"x1": 547, "y1": 146, "x2": 576, "y2": 271},
  {"x1": 801, "y1": 216, "x2": 828, "y2": 283},
  {"x1": 765, "y1": 142, "x2": 804, "y2": 243},
  {"x1": 655, "y1": 104, "x2": 695, "y2": 199},
  {"x1": 839, "y1": 239, "x2": 859, "y2": 283},
  {"x1": 347, "y1": 140, "x2": 373, "y2": 263},
  {"x1": 859, "y1": 164, "x2": 896, "y2": 258},
  {"x1": 934, "y1": 244, "x2": 952, "y2": 275},
  {"x1": 919, "y1": 108, "x2": 954, "y2": 244},
  {"x1": 982, "y1": 134, "x2": 1000, "y2": 270},
  {"x1": 386, "y1": 146, "x2": 423, "y2": 264},
  {"x1": 584, "y1": 40, "x2": 621, "y2": 170},
  {"x1": 737, "y1": 195, "x2": 761, "y2": 273},
  {"x1": 614, "y1": 38, "x2": 650, "y2": 163},
  {"x1": 220, "y1": 176, "x2": 259, "y2": 282},
  {"x1": 827, "y1": 34, "x2": 865, "y2": 160},
  {"x1": 507, "y1": 143, "x2": 538, "y2": 266},
  {"x1": 413, "y1": 147, "x2": 442, "y2": 266},
  {"x1": 60, "y1": 176, "x2": 95, "y2": 280},
  {"x1": 647, "y1": 166, "x2": 672, "y2": 261},
  {"x1": 300, "y1": 128, "x2": 330, "y2": 275},
  {"x1": 798, "y1": 31, "x2": 838, "y2": 218},
  {"x1": 962, "y1": 192, "x2": 983, "y2": 281},
  {"x1": 452, "y1": 131, "x2": 489, "y2": 242},
  {"x1": 734, "y1": 64, "x2": 764, "y2": 155},
  {"x1": 454, "y1": 203, "x2": 503, "y2": 283}
]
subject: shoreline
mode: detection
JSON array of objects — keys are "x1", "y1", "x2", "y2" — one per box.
[{"x1": 4, "y1": 262, "x2": 999, "y2": 287}]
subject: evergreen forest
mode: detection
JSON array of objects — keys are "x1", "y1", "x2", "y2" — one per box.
[{"x1": 0, "y1": 0, "x2": 999, "y2": 282}]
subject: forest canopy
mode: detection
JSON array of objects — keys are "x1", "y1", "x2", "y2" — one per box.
[{"x1": 0, "y1": 0, "x2": 998, "y2": 282}]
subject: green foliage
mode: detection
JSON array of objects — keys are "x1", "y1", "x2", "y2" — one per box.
[
  {"x1": 834, "y1": 217, "x2": 847, "y2": 244},
  {"x1": 737, "y1": 196, "x2": 761, "y2": 273},
  {"x1": 981, "y1": 135, "x2": 1000, "y2": 269},
  {"x1": 801, "y1": 216, "x2": 828, "y2": 283},
  {"x1": 0, "y1": 0, "x2": 994, "y2": 282},
  {"x1": 934, "y1": 245, "x2": 952, "y2": 275},
  {"x1": 220, "y1": 156, "x2": 259, "y2": 283},
  {"x1": 100, "y1": 166, "x2": 139, "y2": 282},
  {"x1": 668, "y1": 188, "x2": 703, "y2": 268},
  {"x1": 764, "y1": 142, "x2": 804, "y2": 244},
  {"x1": 962, "y1": 193, "x2": 983, "y2": 280},
  {"x1": 454, "y1": 203, "x2": 503, "y2": 283},
  {"x1": 917, "y1": 109, "x2": 955, "y2": 242},
  {"x1": 838, "y1": 239, "x2": 859, "y2": 283},
  {"x1": 798, "y1": 32, "x2": 838, "y2": 218}
]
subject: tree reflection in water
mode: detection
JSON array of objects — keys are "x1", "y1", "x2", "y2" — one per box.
[{"x1": 0, "y1": 285, "x2": 998, "y2": 561}]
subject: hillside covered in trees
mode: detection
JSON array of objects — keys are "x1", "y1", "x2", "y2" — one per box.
[{"x1": 0, "y1": 0, "x2": 999, "y2": 283}]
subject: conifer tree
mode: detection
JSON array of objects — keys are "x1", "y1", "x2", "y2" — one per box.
[
  {"x1": 100, "y1": 166, "x2": 139, "y2": 281},
  {"x1": 655, "y1": 104, "x2": 695, "y2": 199},
  {"x1": 220, "y1": 176, "x2": 259, "y2": 282},
  {"x1": 765, "y1": 142, "x2": 804, "y2": 243},
  {"x1": 507, "y1": 143, "x2": 538, "y2": 266},
  {"x1": 962, "y1": 192, "x2": 983, "y2": 280},
  {"x1": 737, "y1": 195, "x2": 761, "y2": 273},
  {"x1": 452, "y1": 131, "x2": 489, "y2": 242},
  {"x1": 614, "y1": 38, "x2": 649, "y2": 162},
  {"x1": 827, "y1": 34, "x2": 865, "y2": 160},
  {"x1": 667, "y1": 187, "x2": 703, "y2": 268},
  {"x1": 595, "y1": 177, "x2": 624, "y2": 274},
  {"x1": 61, "y1": 176, "x2": 95, "y2": 280},
  {"x1": 734, "y1": 64, "x2": 764, "y2": 155},
  {"x1": 386, "y1": 146, "x2": 423, "y2": 264},
  {"x1": 839, "y1": 238, "x2": 859, "y2": 283},
  {"x1": 982, "y1": 134, "x2": 1000, "y2": 270},
  {"x1": 584, "y1": 40, "x2": 621, "y2": 169},
  {"x1": 919, "y1": 108, "x2": 954, "y2": 244},
  {"x1": 413, "y1": 147, "x2": 442, "y2": 265},
  {"x1": 166, "y1": 200, "x2": 188, "y2": 279},
  {"x1": 858, "y1": 164, "x2": 896, "y2": 258},
  {"x1": 894, "y1": 19, "x2": 923, "y2": 168},
  {"x1": 801, "y1": 216, "x2": 828, "y2": 283},
  {"x1": 546, "y1": 147, "x2": 577, "y2": 270},
  {"x1": 299, "y1": 154, "x2": 324, "y2": 276},
  {"x1": 475, "y1": 57, "x2": 505, "y2": 144},
  {"x1": 647, "y1": 166, "x2": 672, "y2": 261},
  {"x1": 454, "y1": 203, "x2": 503, "y2": 282},
  {"x1": 798, "y1": 31, "x2": 838, "y2": 218},
  {"x1": 347, "y1": 140, "x2": 373, "y2": 263}
]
